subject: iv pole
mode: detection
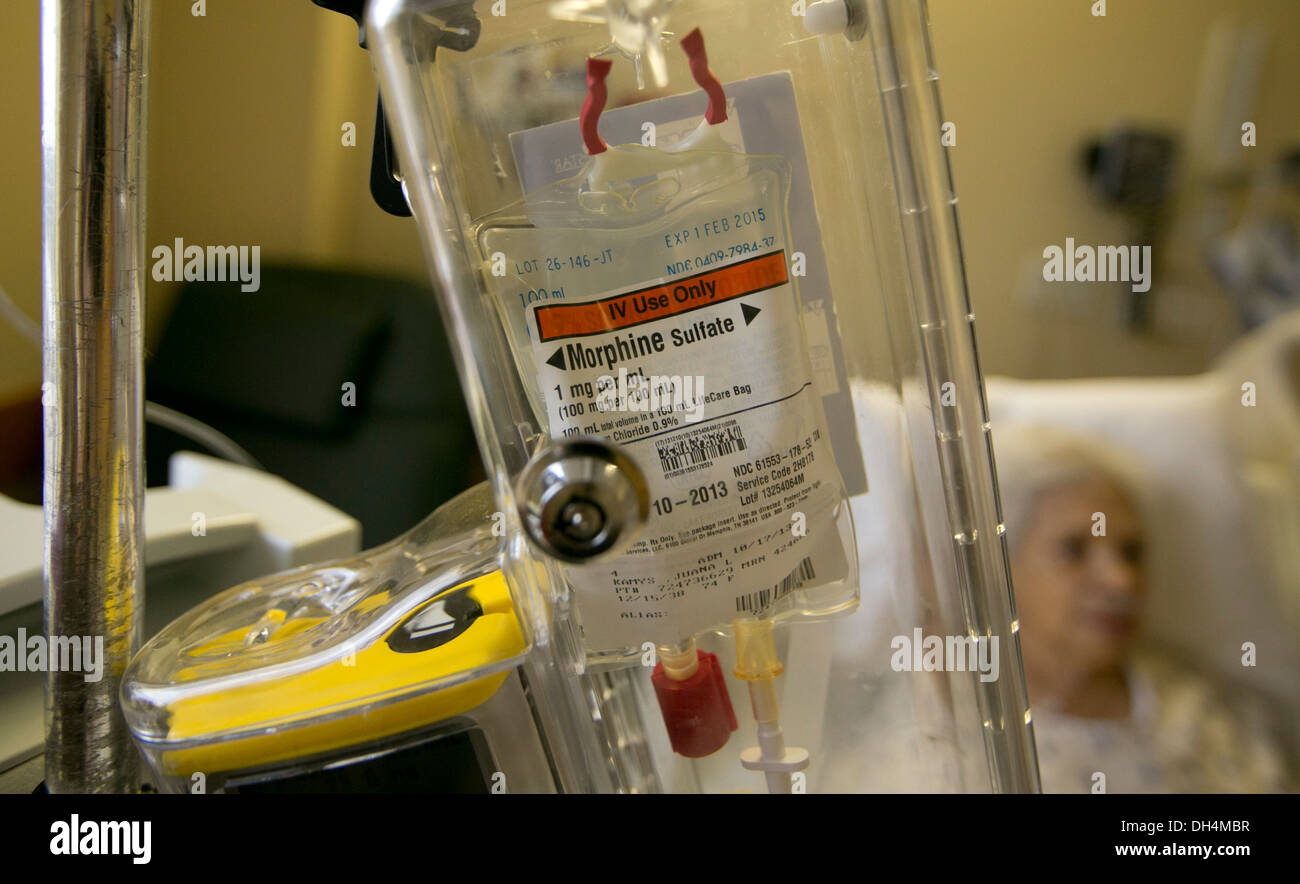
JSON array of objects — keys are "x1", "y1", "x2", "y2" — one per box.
[{"x1": 40, "y1": 0, "x2": 150, "y2": 793}]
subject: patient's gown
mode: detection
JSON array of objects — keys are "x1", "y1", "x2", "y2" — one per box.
[{"x1": 1032, "y1": 652, "x2": 1292, "y2": 793}]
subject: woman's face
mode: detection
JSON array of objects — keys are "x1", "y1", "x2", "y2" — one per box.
[{"x1": 1011, "y1": 477, "x2": 1146, "y2": 675}]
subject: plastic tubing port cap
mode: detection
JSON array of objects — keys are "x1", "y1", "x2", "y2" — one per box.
[{"x1": 651, "y1": 650, "x2": 739, "y2": 758}]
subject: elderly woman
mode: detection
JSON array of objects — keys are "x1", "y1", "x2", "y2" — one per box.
[{"x1": 995, "y1": 423, "x2": 1293, "y2": 793}]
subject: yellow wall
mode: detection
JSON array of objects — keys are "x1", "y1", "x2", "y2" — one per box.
[
  {"x1": 0, "y1": 0, "x2": 426, "y2": 408},
  {"x1": 927, "y1": 0, "x2": 1300, "y2": 378},
  {"x1": 2, "y1": 0, "x2": 1298, "y2": 407},
  {"x1": 143, "y1": 0, "x2": 430, "y2": 341},
  {"x1": 0, "y1": 1, "x2": 42, "y2": 406}
]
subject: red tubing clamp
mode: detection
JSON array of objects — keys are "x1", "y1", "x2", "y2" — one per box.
[
  {"x1": 680, "y1": 28, "x2": 727, "y2": 125},
  {"x1": 581, "y1": 57, "x2": 613, "y2": 155}
]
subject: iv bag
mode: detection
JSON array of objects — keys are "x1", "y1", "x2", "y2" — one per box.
[{"x1": 476, "y1": 124, "x2": 859, "y2": 657}]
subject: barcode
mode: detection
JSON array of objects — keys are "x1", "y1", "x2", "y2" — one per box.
[
  {"x1": 734, "y1": 556, "x2": 816, "y2": 613},
  {"x1": 656, "y1": 425, "x2": 748, "y2": 474}
]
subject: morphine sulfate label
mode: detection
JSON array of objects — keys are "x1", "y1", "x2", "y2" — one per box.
[{"x1": 523, "y1": 241, "x2": 847, "y2": 649}]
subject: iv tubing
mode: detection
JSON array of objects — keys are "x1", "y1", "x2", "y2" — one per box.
[{"x1": 734, "y1": 618, "x2": 807, "y2": 794}]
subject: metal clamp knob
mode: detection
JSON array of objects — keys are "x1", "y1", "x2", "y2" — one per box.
[{"x1": 515, "y1": 438, "x2": 649, "y2": 563}]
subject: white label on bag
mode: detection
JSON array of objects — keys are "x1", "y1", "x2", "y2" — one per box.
[{"x1": 527, "y1": 247, "x2": 848, "y2": 648}]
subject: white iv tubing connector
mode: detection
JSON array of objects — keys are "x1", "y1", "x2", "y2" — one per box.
[{"x1": 734, "y1": 620, "x2": 810, "y2": 794}]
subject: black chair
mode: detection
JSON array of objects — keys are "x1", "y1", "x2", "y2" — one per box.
[{"x1": 146, "y1": 265, "x2": 482, "y2": 546}]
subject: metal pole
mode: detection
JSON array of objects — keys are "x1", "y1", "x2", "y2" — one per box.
[{"x1": 40, "y1": 0, "x2": 150, "y2": 793}]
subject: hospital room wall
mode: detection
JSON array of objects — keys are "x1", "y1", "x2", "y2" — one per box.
[
  {"x1": 0, "y1": 0, "x2": 423, "y2": 413},
  {"x1": 2, "y1": 0, "x2": 1299, "y2": 410},
  {"x1": 926, "y1": 0, "x2": 1300, "y2": 380}
]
